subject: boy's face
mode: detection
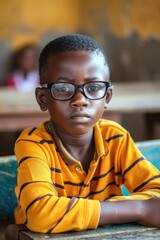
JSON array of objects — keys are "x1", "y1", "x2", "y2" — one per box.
[{"x1": 36, "y1": 51, "x2": 111, "y2": 136}]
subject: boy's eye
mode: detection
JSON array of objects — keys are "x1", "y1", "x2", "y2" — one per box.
[
  {"x1": 87, "y1": 84, "x2": 101, "y2": 92},
  {"x1": 54, "y1": 85, "x2": 70, "y2": 92}
]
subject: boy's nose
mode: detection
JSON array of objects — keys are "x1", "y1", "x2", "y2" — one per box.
[{"x1": 70, "y1": 89, "x2": 89, "y2": 107}]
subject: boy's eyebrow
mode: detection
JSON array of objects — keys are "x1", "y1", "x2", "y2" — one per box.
[
  {"x1": 55, "y1": 77, "x2": 74, "y2": 82},
  {"x1": 56, "y1": 76, "x2": 101, "y2": 82},
  {"x1": 84, "y1": 77, "x2": 101, "y2": 81}
]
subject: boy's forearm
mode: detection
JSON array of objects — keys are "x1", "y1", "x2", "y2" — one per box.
[
  {"x1": 99, "y1": 200, "x2": 140, "y2": 225},
  {"x1": 99, "y1": 198, "x2": 160, "y2": 228}
]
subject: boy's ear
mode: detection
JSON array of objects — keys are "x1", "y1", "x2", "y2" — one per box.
[
  {"x1": 35, "y1": 87, "x2": 48, "y2": 111},
  {"x1": 105, "y1": 88, "x2": 112, "y2": 108}
]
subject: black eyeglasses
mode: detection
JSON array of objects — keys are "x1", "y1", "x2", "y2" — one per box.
[{"x1": 41, "y1": 81, "x2": 113, "y2": 101}]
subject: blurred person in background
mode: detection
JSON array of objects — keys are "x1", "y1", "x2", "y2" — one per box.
[{"x1": 5, "y1": 43, "x2": 39, "y2": 91}]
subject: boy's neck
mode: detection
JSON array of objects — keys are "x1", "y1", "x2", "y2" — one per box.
[
  {"x1": 47, "y1": 120, "x2": 95, "y2": 172},
  {"x1": 56, "y1": 127, "x2": 94, "y2": 147}
]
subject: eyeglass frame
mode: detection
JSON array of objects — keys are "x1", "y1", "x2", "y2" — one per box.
[{"x1": 41, "y1": 81, "x2": 113, "y2": 101}]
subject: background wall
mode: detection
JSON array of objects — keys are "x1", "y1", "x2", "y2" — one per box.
[
  {"x1": 0, "y1": 0, "x2": 160, "y2": 153},
  {"x1": 0, "y1": 0, "x2": 160, "y2": 85}
]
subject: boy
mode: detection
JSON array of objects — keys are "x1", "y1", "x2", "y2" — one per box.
[{"x1": 14, "y1": 34, "x2": 160, "y2": 233}]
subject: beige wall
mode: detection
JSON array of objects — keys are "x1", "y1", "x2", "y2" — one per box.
[
  {"x1": 1, "y1": 0, "x2": 159, "y2": 48},
  {"x1": 81, "y1": 0, "x2": 160, "y2": 38},
  {"x1": 0, "y1": 0, "x2": 81, "y2": 48},
  {"x1": 0, "y1": 0, "x2": 160, "y2": 84}
]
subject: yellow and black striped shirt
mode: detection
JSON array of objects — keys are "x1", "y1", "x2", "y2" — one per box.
[{"x1": 14, "y1": 119, "x2": 160, "y2": 233}]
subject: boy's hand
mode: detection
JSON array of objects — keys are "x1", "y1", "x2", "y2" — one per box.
[{"x1": 138, "y1": 197, "x2": 160, "y2": 228}]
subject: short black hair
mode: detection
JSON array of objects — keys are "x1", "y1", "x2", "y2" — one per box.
[{"x1": 39, "y1": 33, "x2": 109, "y2": 82}]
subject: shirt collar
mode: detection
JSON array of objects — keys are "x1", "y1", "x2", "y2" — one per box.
[{"x1": 45, "y1": 120, "x2": 109, "y2": 165}]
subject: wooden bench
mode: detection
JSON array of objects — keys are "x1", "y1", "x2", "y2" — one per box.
[
  {"x1": 0, "y1": 139, "x2": 159, "y2": 240},
  {"x1": 0, "y1": 156, "x2": 17, "y2": 240}
]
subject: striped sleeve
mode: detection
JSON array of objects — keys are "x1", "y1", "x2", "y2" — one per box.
[
  {"x1": 109, "y1": 131, "x2": 160, "y2": 201},
  {"x1": 14, "y1": 128, "x2": 100, "y2": 233}
]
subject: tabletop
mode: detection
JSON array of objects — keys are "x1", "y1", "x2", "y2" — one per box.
[
  {"x1": 0, "y1": 87, "x2": 48, "y2": 131},
  {"x1": 108, "y1": 81, "x2": 160, "y2": 113},
  {"x1": 17, "y1": 224, "x2": 160, "y2": 240},
  {"x1": 0, "y1": 81, "x2": 160, "y2": 131},
  {"x1": 0, "y1": 81, "x2": 160, "y2": 114}
]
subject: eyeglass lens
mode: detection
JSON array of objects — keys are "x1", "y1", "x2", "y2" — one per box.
[{"x1": 51, "y1": 82, "x2": 109, "y2": 100}]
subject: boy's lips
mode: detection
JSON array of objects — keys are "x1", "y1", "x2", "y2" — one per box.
[
  {"x1": 71, "y1": 112, "x2": 90, "y2": 118},
  {"x1": 70, "y1": 112, "x2": 90, "y2": 122}
]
